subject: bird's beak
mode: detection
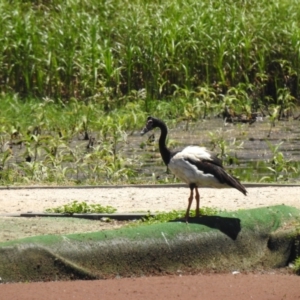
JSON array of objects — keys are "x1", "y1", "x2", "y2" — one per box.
[{"x1": 140, "y1": 126, "x2": 150, "y2": 136}]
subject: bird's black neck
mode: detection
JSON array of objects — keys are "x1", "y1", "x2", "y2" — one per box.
[{"x1": 157, "y1": 121, "x2": 172, "y2": 165}]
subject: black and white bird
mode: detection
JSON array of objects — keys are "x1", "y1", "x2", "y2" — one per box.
[{"x1": 141, "y1": 116, "x2": 247, "y2": 222}]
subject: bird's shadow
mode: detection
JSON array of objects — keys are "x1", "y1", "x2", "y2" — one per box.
[{"x1": 171, "y1": 215, "x2": 241, "y2": 240}]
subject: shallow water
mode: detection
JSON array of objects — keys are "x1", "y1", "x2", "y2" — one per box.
[
  {"x1": 4, "y1": 116, "x2": 300, "y2": 184},
  {"x1": 129, "y1": 117, "x2": 300, "y2": 183}
]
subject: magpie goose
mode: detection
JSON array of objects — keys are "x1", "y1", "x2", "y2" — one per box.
[{"x1": 141, "y1": 116, "x2": 247, "y2": 222}]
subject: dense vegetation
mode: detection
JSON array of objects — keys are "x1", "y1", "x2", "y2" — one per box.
[
  {"x1": 0, "y1": 0, "x2": 300, "y2": 108},
  {"x1": 1, "y1": 0, "x2": 300, "y2": 186}
]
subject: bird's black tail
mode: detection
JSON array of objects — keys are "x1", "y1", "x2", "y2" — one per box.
[
  {"x1": 216, "y1": 167, "x2": 247, "y2": 195},
  {"x1": 228, "y1": 174, "x2": 247, "y2": 195}
]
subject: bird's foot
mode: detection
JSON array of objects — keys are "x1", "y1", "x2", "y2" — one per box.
[{"x1": 185, "y1": 214, "x2": 189, "y2": 224}]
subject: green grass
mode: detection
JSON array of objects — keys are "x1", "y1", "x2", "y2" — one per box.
[
  {"x1": 1, "y1": 94, "x2": 300, "y2": 185},
  {"x1": 44, "y1": 202, "x2": 218, "y2": 226},
  {"x1": 130, "y1": 207, "x2": 219, "y2": 226},
  {"x1": 45, "y1": 200, "x2": 117, "y2": 214},
  {"x1": 0, "y1": 96, "x2": 147, "y2": 185},
  {"x1": 1, "y1": 0, "x2": 300, "y2": 186},
  {"x1": 0, "y1": 0, "x2": 300, "y2": 104}
]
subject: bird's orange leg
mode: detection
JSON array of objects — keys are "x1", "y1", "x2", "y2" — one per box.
[
  {"x1": 185, "y1": 188, "x2": 194, "y2": 223},
  {"x1": 195, "y1": 187, "x2": 200, "y2": 217}
]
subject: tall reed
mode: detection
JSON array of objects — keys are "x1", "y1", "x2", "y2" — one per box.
[{"x1": 0, "y1": 0, "x2": 299, "y2": 105}]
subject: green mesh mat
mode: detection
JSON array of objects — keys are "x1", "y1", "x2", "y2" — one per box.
[{"x1": 0, "y1": 205, "x2": 299, "y2": 283}]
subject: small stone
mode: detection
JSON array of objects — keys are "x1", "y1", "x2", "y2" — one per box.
[
  {"x1": 232, "y1": 271, "x2": 240, "y2": 275},
  {"x1": 288, "y1": 263, "x2": 295, "y2": 269}
]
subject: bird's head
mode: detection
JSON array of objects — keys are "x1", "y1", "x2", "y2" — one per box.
[{"x1": 140, "y1": 116, "x2": 156, "y2": 135}]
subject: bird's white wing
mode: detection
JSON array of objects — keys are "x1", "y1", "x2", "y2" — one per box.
[
  {"x1": 168, "y1": 146, "x2": 224, "y2": 187},
  {"x1": 178, "y1": 146, "x2": 223, "y2": 167},
  {"x1": 168, "y1": 146, "x2": 247, "y2": 193},
  {"x1": 179, "y1": 146, "x2": 212, "y2": 161}
]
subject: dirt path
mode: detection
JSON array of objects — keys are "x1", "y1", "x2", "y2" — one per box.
[
  {"x1": 1, "y1": 272, "x2": 300, "y2": 300},
  {"x1": 1, "y1": 185, "x2": 300, "y2": 214}
]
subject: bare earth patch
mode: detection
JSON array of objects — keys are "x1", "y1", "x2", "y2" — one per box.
[
  {"x1": 1, "y1": 185, "x2": 300, "y2": 214},
  {"x1": 0, "y1": 217, "x2": 130, "y2": 243}
]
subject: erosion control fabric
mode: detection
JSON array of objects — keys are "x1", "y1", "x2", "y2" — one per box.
[{"x1": 0, "y1": 205, "x2": 299, "y2": 283}]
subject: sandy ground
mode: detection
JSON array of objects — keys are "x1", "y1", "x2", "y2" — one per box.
[
  {"x1": 1, "y1": 185, "x2": 300, "y2": 299},
  {"x1": 0, "y1": 185, "x2": 300, "y2": 214}
]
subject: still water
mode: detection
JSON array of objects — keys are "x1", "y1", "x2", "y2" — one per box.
[
  {"x1": 128, "y1": 117, "x2": 300, "y2": 183},
  {"x1": 4, "y1": 116, "x2": 300, "y2": 184}
]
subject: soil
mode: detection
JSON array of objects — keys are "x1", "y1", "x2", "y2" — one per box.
[
  {"x1": 2, "y1": 185, "x2": 300, "y2": 215},
  {"x1": 0, "y1": 217, "x2": 129, "y2": 243},
  {"x1": 1, "y1": 271, "x2": 300, "y2": 300},
  {"x1": 0, "y1": 185, "x2": 300, "y2": 299}
]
